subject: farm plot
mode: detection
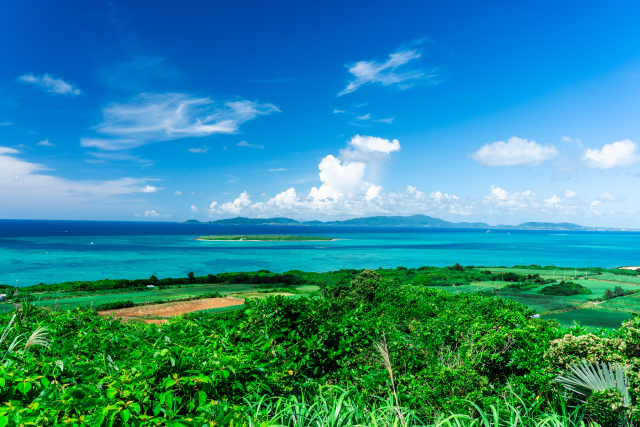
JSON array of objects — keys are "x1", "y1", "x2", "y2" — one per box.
[
  {"x1": 541, "y1": 309, "x2": 631, "y2": 329},
  {"x1": 499, "y1": 293, "x2": 578, "y2": 314},
  {"x1": 597, "y1": 293, "x2": 640, "y2": 313},
  {"x1": 519, "y1": 279, "x2": 639, "y2": 301},
  {"x1": 99, "y1": 297, "x2": 244, "y2": 317}
]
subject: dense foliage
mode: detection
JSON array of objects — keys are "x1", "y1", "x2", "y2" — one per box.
[
  {"x1": 538, "y1": 281, "x2": 593, "y2": 296},
  {"x1": 0, "y1": 270, "x2": 567, "y2": 425}
]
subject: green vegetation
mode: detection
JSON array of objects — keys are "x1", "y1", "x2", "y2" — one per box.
[
  {"x1": 197, "y1": 235, "x2": 334, "y2": 241},
  {"x1": 6, "y1": 268, "x2": 640, "y2": 426},
  {"x1": 538, "y1": 281, "x2": 593, "y2": 296}
]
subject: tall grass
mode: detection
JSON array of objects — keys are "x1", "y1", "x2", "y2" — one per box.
[{"x1": 233, "y1": 390, "x2": 593, "y2": 427}]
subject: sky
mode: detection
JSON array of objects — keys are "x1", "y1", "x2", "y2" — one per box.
[{"x1": 2, "y1": 0, "x2": 640, "y2": 227}]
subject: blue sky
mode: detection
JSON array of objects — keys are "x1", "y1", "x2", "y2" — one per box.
[{"x1": 2, "y1": 0, "x2": 640, "y2": 227}]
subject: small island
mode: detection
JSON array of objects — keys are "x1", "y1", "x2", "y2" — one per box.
[{"x1": 197, "y1": 235, "x2": 334, "y2": 241}]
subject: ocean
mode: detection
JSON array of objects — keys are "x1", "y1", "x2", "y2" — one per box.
[{"x1": 1, "y1": 219, "x2": 639, "y2": 287}]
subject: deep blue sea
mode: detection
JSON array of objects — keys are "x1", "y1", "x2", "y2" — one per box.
[{"x1": 1, "y1": 219, "x2": 639, "y2": 287}]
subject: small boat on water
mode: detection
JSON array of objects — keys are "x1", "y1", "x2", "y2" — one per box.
[{"x1": 486, "y1": 230, "x2": 491, "y2": 233}]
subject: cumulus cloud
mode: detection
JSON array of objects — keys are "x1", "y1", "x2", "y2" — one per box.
[
  {"x1": 175, "y1": 191, "x2": 182, "y2": 195},
  {"x1": 36, "y1": 139, "x2": 55, "y2": 147},
  {"x1": 139, "y1": 185, "x2": 158, "y2": 193},
  {"x1": 210, "y1": 191, "x2": 252, "y2": 214},
  {"x1": 583, "y1": 140, "x2": 639, "y2": 169},
  {"x1": 339, "y1": 134, "x2": 401, "y2": 163},
  {"x1": 471, "y1": 136, "x2": 558, "y2": 166},
  {"x1": 339, "y1": 48, "x2": 439, "y2": 96},
  {"x1": 134, "y1": 210, "x2": 170, "y2": 218},
  {"x1": 18, "y1": 73, "x2": 81, "y2": 95},
  {"x1": 81, "y1": 94, "x2": 279, "y2": 150},
  {"x1": 191, "y1": 205, "x2": 198, "y2": 212},
  {"x1": 237, "y1": 141, "x2": 264, "y2": 149},
  {"x1": 482, "y1": 185, "x2": 539, "y2": 210},
  {"x1": 565, "y1": 190, "x2": 577, "y2": 199}
]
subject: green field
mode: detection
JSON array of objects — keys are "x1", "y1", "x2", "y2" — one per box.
[
  {"x1": 198, "y1": 235, "x2": 333, "y2": 241},
  {"x1": 34, "y1": 283, "x2": 318, "y2": 311},
  {"x1": 541, "y1": 309, "x2": 632, "y2": 329}
]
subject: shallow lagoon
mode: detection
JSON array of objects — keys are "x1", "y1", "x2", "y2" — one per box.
[{"x1": 1, "y1": 219, "x2": 639, "y2": 287}]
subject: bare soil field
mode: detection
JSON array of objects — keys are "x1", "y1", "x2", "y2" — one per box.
[{"x1": 98, "y1": 297, "x2": 244, "y2": 318}]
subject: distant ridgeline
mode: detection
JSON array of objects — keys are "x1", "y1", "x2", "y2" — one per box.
[{"x1": 181, "y1": 215, "x2": 633, "y2": 231}]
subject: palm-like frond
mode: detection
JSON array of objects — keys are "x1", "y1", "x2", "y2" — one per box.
[{"x1": 555, "y1": 361, "x2": 630, "y2": 406}]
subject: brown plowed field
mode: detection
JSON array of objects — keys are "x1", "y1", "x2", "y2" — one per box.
[{"x1": 98, "y1": 297, "x2": 244, "y2": 318}]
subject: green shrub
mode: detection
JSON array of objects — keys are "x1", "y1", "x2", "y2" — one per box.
[{"x1": 538, "y1": 281, "x2": 592, "y2": 296}]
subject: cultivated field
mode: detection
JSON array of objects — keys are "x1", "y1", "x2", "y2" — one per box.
[{"x1": 99, "y1": 297, "x2": 244, "y2": 318}]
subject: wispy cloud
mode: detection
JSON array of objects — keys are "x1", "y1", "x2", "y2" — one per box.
[
  {"x1": 356, "y1": 113, "x2": 371, "y2": 120},
  {"x1": 175, "y1": 191, "x2": 182, "y2": 195},
  {"x1": 338, "y1": 46, "x2": 441, "y2": 96},
  {"x1": 36, "y1": 139, "x2": 56, "y2": 147},
  {"x1": 237, "y1": 141, "x2": 264, "y2": 149},
  {"x1": 269, "y1": 168, "x2": 288, "y2": 172},
  {"x1": 373, "y1": 117, "x2": 395, "y2": 124},
  {"x1": 188, "y1": 146, "x2": 209, "y2": 153},
  {"x1": 226, "y1": 174, "x2": 239, "y2": 184},
  {"x1": 87, "y1": 152, "x2": 151, "y2": 164},
  {"x1": 333, "y1": 109, "x2": 345, "y2": 114},
  {"x1": 81, "y1": 93, "x2": 279, "y2": 150},
  {"x1": 18, "y1": 73, "x2": 81, "y2": 95},
  {"x1": 0, "y1": 122, "x2": 12, "y2": 126}
]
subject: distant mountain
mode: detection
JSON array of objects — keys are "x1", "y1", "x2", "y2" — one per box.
[
  {"x1": 180, "y1": 215, "x2": 632, "y2": 231},
  {"x1": 313, "y1": 215, "x2": 491, "y2": 228},
  {"x1": 182, "y1": 217, "x2": 300, "y2": 225}
]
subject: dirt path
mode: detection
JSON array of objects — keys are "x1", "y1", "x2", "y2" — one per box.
[{"x1": 98, "y1": 297, "x2": 244, "y2": 318}]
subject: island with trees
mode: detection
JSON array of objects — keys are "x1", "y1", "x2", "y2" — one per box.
[{"x1": 196, "y1": 235, "x2": 334, "y2": 241}]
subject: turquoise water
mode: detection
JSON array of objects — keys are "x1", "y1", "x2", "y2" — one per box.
[{"x1": 1, "y1": 220, "x2": 639, "y2": 287}]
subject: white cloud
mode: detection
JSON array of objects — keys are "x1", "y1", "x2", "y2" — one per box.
[
  {"x1": 191, "y1": 205, "x2": 198, "y2": 212},
  {"x1": 483, "y1": 185, "x2": 539, "y2": 211},
  {"x1": 0, "y1": 122, "x2": 12, "y2": 126},
  {"x1": 339, "y1": 134, "x2": 401, "y2": 163},
  {"x1": 261, "y1": 193, "x2": 268, "y2": 197},
  {"x1": 175, "y1": 191, "x2": 182, "y2": 195},
  {"x1": 373, "y1": 117, "x2": 395, "y2": 124},
  {"x1": 18, "y1": 73, "x2": 81, "y2": 95},
  {"x1": 309, "y1": 155, "x2": 368, "y2": 200},
  {"x1": 599, "y1": 192, "x2": 619, "y2": 202},
  {"x1": 0, "y1": 146, "x2": 147, "y2": 211},
  {"x1": 471, "y1": 136, "x2": 558, "y2": 166},
  {"x1": 269, "y1": 168, "x2": 288, "y2": 172},
  {"x1": 135, "y1": 210, "x2": 160, "y2": 218},
  {"x1": 565, "y1": 190, "x2": 577, "y2": 199},
  {"x1": 87, "y1": 152, "x2": 151, "y2": 164},
  {"x1": 583, "y1": 140, "x2": 639, "y2": 169},
  {"x1": 188, "y1": 146, "x2": 209, "y2": 153},
  {"x1": 357, "y1": 113, "x2": 371, "y2": 120},
  {"x1": 339, "y1": 49, "x2": 437, "y2": 96},
  {"x1": 139, "y1": 185, "x2": 158, "y2": 193},
  {"x1": 226, "y1": 174, "x2": 239, "y2": 184},
  {"x1": 237, "y1": 141, "x2": 264, "y2": 149},
  {"x1": 544, "y1": 195, "x2": 562, "y2": 207},
  {"x1": 210, "y1": 191, "x2": 252, "y2": 214},
  {"x1": 36, "y1": 139, "x2": 56, "y2": 147},
  {"x1": 333, "y1": 109, "x2": 345, "y2": 114},
  {"x1": 81, "y1": 94, "x2": 279, "y2": 150}
]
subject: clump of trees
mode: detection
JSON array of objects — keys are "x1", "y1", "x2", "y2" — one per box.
[{"x1": 538, "y1": 281, "x2": 592, "y2": 296}]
